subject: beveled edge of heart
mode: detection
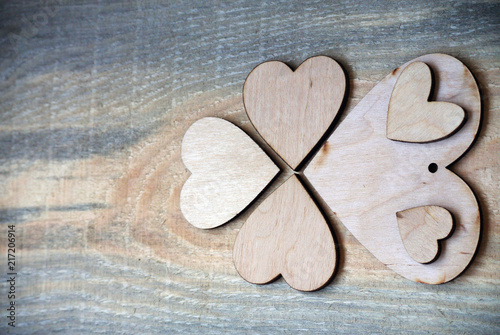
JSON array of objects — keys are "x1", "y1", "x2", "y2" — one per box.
[{"x1": 387, "y1": 61, "x2": 466, "y2": 143}]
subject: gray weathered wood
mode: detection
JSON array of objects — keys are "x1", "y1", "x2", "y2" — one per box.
[{"x1": 0, "y1": 0, "x2": 499, "y2": 333}]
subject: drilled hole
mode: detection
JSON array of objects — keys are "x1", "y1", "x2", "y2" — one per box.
[{"x1": 428, "y1": 163, "x2": 438, "y2": 173}]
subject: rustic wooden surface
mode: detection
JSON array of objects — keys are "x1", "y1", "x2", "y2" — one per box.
[{"x1": 0, "y1": 0, "x2": 499, "y2": 334}]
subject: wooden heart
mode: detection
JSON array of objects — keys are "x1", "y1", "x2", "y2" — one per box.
[
  {"x1": 397, "y1": 206, "x2": 454, "y2": 264},
  {"x1": 305, "y1": 54, "x2": 481, "y2": 284},
  {"x1": 233, "y1": 175, "x2": 336, "y2": 291},
  {"x1": 243, "y1": 56, "x2": 346, "y2": 169},
  {"x1": 387, "y1": 61, "x2": 465, "y2": 143},
  {"x1": 180, "y1": 117, "x2": 279, "y2": 229}
]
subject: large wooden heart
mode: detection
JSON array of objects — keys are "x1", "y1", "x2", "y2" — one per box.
[
  {"x1": 243, "y1": 56, "x2": 346, "y2": 169},
  {"x1": 304, "y1": 54, "x2": 481, "y2": 284}
]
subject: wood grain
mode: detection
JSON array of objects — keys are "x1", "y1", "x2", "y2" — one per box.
[
  {"x1": 387, "y1": 61, "x2": 465, "y2": 142},
  {"x1": 304, "y1": 54, "x2": 481, "y2": 284},
  {"x1": 233, "y1": 175, "x2": 336, "y2": 291},
  {"x1": 243, "y1": 56, "x2": 345, "y2": 169},
  {"x1": 180, "y1": 117, "x2": 279, "y2": 229},
  {"x1": 397, "y1": 205, "x2": 454, "y2": 264},
  {"x1": 0, "y1": 0, "x2": 499, "y2": 334}
]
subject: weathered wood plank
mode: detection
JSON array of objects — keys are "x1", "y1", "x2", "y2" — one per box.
[{"x1": 0, "y1": 0, "x2": 499, "y2": 333}]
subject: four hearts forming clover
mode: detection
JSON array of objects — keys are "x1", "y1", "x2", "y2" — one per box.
[{"x1": 180, "y1": 54, "x2": 481, "y2": 291}]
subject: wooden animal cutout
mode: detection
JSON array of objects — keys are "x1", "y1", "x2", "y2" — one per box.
[
  {"x1": 305, "y1": 54, "x2": 481, "y2": 284},
  {"x1": 181, "y1": 117, "x2": 279, "y2": 229}
]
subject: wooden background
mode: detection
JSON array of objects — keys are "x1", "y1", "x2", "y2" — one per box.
[{"x1": 1, "y1": 0, "x2": 499, "y2": 333}]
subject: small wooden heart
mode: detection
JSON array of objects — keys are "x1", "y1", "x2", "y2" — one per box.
[
  {"x1": 243, "y1": 56, "x2": 346, "y2": 169},
  {"x1": 180, "y1": 117, "x2": 279, "y2": 229},
  {"x1": 397, "y1": 206, "x2": 454, "y2": 264},
  {"x1": 233, "y1": 175, "x2": 336, "y2": 291},
  {"x1": 387, "y1": 61, "x2": 465, "y2": 143}
]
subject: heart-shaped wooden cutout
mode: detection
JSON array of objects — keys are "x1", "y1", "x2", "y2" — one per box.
[
  {"x1": 387, "y1": 61, "x2": 465, "y2": 143},
  {"x1": 180, "y1": 117, "x2": 279, "y2": 229},
  {"x1": 243, "y1": 56, "x2": 346, "y2": 169},
  {"x1": 233, "y1": 175, "x2": 336, "y2": 291},
  {"x1": 397, "y1": 206, "x2": 454, "y2": 264},
  {"x1": 304, "y1": 54, "x2": 481, "y2": 284}
]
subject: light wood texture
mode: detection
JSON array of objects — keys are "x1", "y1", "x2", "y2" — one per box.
[
  {"x1": 243, "y1": 56, "x2": 345, "y2": 169},
  {"x1": 305, "y1": 54, "x2": 481, "y2": 284},
  {"x1": 181, "y1": 117, "x2": 279, "y2": 229},
  {"x1": 1, "y1": 1, "x2": 499, "y2": 333},
  {"x1": 397, "y1": 205, "x2": 454, "y2": 264},
  {"x1": 233, "y1": 175, "x2": 336, "y2": 291},
  {"x1": 387, "y1": 61, "x2": 465, "y2": 142}
]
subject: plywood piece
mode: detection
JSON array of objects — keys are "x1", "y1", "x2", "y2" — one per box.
[
  {"x1": 181, "y1": 117, "x2": 279, "y2": 229},
  {"x1": 304, "y1": 54, "x2": 481, "y2": 284},
  {"x1": 397, "y1": 206, "x2": 454, "y2": 264},
  {"x1": 387, "y1": 61, "x2": 465, "y2": 142},
  {"x1": 233, "y1": 175, "x2": 336, "y2": 291},
  {"x1": 243, "y1": 56, "x2": 346, "y2": 169}
]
